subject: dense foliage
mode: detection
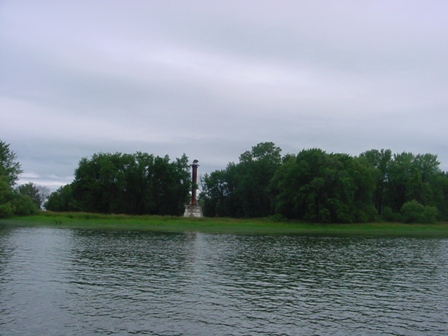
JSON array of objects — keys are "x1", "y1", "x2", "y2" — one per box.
[
  {"x1": 270, "y1": 149, "x2": 377, "y2": 223},
  {"x1": 16, "y1": 182, "x2": 50, "y2": 210},
  {"x1": 47, "y1": 152, "x2": 191, "y2": 216},
  {"x1": 0, "y1": 141, "x2": 38, "y2": 217},
  {"x1": 201, "y1": 142, "x2": 448, "y2": 223},
  {"x1": 201, "y1": 142, "x2": 281, "y2": 217},
  {"x1": 0, "y1": 140, "x2": 22, "y2": 186},
  {"x1": 3, "y1": 138, "x2": 448, "y2": 223},
  {"x1": 45, "y1": 184, "x2": 80, "y2": 212}
]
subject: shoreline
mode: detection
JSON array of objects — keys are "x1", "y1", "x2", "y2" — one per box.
[{"x1": 1, "y1": 212, "x2": 448, "y2": 237}]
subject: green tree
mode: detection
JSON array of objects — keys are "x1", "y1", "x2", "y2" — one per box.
[
  {"x1": 431, "y1": 171, "x2": 448, "y2": 220},
  {"x1": 200, "y1": 163, "x2": 241, "y2": 217},
  {"x1": 235, "y1": 142, "x2": 282, "y2": 217},
  {"x1": 400, "y1": 199, "x2": 438, "y2": 224},
  {"x1": 72, "y1": 153, "x2": 123, "y2": 213},
  {"x1": 360, "y1": 149, "x2": 392, "y2": 214},
  {"x1": 16, "y1": 182, "x2": 50, "y2": 209},
  {"x1": 10, "y1": 193, "x2": 38, "y2": 216},
  {"x1": 0, "y1": 176, "x2": 15, "y2": 218},
  {"x1": 149, "y1": 154, "x2": 191, "y2": 215},
  {"x1": 45, "y1": 184, "x2": 79, "y2": 212},
  {"x1": 361, "y1": 149, "x2": 444, "y2": 219},
  {"x1": 271, "y1": 149, "x2": 376, "y2": 223},
  {"x1": 386, "y1": 152, "x2": 441, "y2": 212},
  {"x1": 0, "y1": 141, "x2": 37, "y2": 217},
  {"x1": 71, "y1": 152, "x2": 190, "y2": 215},
  {"x1": 200, "y1": 142, "x2": 281, "y2": 217},
  {"x1": 0, "y1": 140, "x2": 23, "y2": 187}
]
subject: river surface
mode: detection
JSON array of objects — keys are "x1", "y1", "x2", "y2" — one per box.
[{"x1": 0, "y1": 226, "x2": 447, "y2": 335}]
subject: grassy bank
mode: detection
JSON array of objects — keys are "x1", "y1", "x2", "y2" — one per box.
[{"x1": 1, "y1": 211, "x2": 448, "y2": 237}]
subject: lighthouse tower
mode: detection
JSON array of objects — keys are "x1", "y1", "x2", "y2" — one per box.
[{"x1": 183, "y1": 159, "x2": 203, "y2": 217}]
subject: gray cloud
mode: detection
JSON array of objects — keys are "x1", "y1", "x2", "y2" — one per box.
[{"x1": 1, "y1": 0, "x2": 448, "y2": 189}]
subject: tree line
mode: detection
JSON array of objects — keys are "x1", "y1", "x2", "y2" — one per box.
[
  {"x1": 2, "y1": 139, "x2": 448, "y2": 223},
  {"x1": 1, "y1": 139, "x2": 192, "y2": 217},
  {"x1": 200, "y1": 142, "x2": 448, "y2": 223},
  {"x1": 45, "y1": 152, "x2": 191, "y2": 216}
]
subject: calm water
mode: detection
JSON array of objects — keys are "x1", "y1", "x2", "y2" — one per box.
[{"x1": 0, "y1": 226, "x2": 447, "y2": 335}]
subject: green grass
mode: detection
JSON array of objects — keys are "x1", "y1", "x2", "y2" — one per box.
[{"x1": 1, "y1": 211, "x2": 448, "y2": 236}]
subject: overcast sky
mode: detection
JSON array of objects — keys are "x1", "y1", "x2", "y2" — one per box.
[{"x1": 1, "y1": 0, "x2": 448, "y2": 189}]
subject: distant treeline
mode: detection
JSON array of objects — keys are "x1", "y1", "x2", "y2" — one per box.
[
  {"x1": 200, "y1": 142, "x2": 447, "y2": 223},
  {"x1": 43, "y1": 142, "x2": 448, "y2": 223},
  {"x1": 45, "y1": 152, "x2": 191, "y2": 216}
]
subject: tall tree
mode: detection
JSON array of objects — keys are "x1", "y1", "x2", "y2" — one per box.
[
  {"x1": 0, "y1": 140, "x2": 23, "y2": 187},
  {"x1": 45, "y1": 184, "x2": 79, "y2": 212},
  {"x1": 235, "y1": 142, "x2": 282, "y2": 217},
  {"x1": 201, "y1": 142, "x2": 281, "y2": 217},
  {"x1": 386, "y1": 152, "x2": 441, "y2": 212},
  {"x1": 17, "y1": 183, "x2": 50, "y2": 209},
  {"x1": 431, "y1": 171, "x2": 448, "y2": 220},
  {"x1": 360, "y1": 149, "x2": 392, "y2": 214},
  {"x1": 200, "y1": 163, "x2": 241, "y2": 217},
  {"x1": 0, "y1": 140, "x2": 37, "y2": 217},
  {"x1": 0, "y1": 176, "x2": 15, "y2": 217},
  {"x1": 271, "y1": 149, "x2": 376, "y2": 223}
]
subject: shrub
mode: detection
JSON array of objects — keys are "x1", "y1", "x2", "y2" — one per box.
[
  {"x1": 354, "y1": 204, "x2": 378, "y2": 223},
  {"x1": 422, "y1": 205, "x2": 438, "y2": 224},
  {"x1": 381, "y1": 206, "x2": 403, "y2": 222},
  {"x1": 400, "y1": 200, "x2": 438, "y2": 224},
  {"x1": 0, "y1": 202, "x2": 14, "y2": 218},
  {"x1": 11, "y1": 194, "x2": 38, "y2": 216}
]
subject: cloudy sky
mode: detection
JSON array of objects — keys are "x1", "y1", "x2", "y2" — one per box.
[{"x1": 1, "y1": 1, "x2": 448, "y2": 189}]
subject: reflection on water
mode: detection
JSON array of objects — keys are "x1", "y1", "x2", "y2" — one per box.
[{"x1": 1, "y1": 226, "x2": 447, "y2": 335}]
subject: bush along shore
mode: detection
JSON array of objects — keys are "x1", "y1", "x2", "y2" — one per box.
[{"x1": 1, "y1": 212, "x2": 448, "y2": 237}]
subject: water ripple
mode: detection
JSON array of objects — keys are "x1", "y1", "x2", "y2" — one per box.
[{"x1": 1, "y1": 227, "x2": 447, "y2": 335}]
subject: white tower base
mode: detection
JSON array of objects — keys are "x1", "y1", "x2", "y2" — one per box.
[{"x1": 183, "y1": 204, "x2": 203, "y2": 218}]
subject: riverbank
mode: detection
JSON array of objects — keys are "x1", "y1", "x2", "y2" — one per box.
[{"x1": 1, "y1": 211, "x2": 448, "y2": 236}]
